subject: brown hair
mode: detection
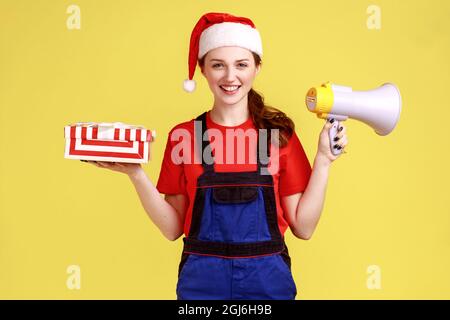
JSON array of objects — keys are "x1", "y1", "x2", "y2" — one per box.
[{"x1": 198, "y1": 52, "x2": 295, "y2": 148}]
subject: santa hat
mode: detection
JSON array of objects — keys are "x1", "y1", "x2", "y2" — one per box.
[{"x1": 183, "y1": 12, "x2": 263, "y2": 93}]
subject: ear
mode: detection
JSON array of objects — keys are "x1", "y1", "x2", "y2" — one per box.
[{"x1": 255, "y1": 64, "x2": 261, "y2": 75}]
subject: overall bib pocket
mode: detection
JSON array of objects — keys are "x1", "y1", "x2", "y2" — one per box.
[
  {"x1": 211, "y1": 186, "x2": 259, "y2": 242},
  {"x1": 212, "y1": 186, "x2": 258, "y2": 203}
]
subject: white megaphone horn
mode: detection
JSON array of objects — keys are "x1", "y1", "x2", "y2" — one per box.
[{"x1": 305, "y1": 82, "x2": 402, "y2": 155}]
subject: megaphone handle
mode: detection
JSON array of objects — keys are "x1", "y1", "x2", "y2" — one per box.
[{"x1": 329, "y1": 119, "x2": 342, "y2": 156}]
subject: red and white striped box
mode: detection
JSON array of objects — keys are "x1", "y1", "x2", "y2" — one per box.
[{"x1": 64, "y1": 122, "x2": 156, "y2": 163}]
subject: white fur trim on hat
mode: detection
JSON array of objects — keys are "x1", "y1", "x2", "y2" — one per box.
[
  {"x1": 183, "y1": 79, "x2": 196, "y2": 92},
  {"x1": 198, "y1": 22, "x2": 263, "y2": 59}
]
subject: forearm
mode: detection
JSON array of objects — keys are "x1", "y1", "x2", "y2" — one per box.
[
  {"x1": 128, "y1": 169, "x2": 183, "y2": 241},
  {"x1": 295, "y1": 154, "x2": 331, "y2": 239}
]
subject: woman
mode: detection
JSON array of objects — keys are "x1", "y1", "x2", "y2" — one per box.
[{"x1": 86, "y1": 12, "x2": 348, "y2": 300}]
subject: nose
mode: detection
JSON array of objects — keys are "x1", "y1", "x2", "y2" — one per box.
[{"x1": 224, "y1": 67, "x2": 237, "y2": 82}]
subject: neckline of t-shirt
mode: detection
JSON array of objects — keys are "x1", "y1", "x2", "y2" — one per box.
[{"x1": 206, "y1": 110, "x2": 254, "y2": 129}]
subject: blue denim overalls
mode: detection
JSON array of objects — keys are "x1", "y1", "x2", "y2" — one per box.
[{"x1": 176, "y1": 112, "x2": 297, "y2": 300}]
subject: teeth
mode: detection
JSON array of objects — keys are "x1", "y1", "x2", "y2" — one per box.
[{"x1": 221, "y1": 85, "x2": 239, "y2": 91}]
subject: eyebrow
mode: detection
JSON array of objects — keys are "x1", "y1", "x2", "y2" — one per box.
[{"x1": 209, "y1": 59, "x2": 250, "y2": 62}]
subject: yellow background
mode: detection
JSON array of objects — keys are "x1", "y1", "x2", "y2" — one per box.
[{"x1": 1, "y1": 0, "x2": 449, "y2": 299}]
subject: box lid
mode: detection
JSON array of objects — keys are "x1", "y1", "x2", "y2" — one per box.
[{"x1": 64, "y1": 122, "x2": 155, "y2": 142}]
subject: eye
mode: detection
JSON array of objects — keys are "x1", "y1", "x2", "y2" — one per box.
[
  {"x1": 212, "y1": 63, "x2": 223, "y2": 68},
  {"x1": 238, "y1": 63, "x2": 248, "y2": 67}
]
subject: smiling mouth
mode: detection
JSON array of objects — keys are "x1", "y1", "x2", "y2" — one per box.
[{"x1": 219, "y1": 85, "x2": 241, "y2": 94}]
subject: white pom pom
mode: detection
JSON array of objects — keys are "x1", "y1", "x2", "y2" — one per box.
[{"x1": 183, "y1": 79, "x2": 196, "y2": 92}]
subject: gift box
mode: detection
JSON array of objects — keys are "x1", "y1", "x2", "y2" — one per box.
[{"x1": 64, "y1": 122, "x2": 155, "y2": 163}]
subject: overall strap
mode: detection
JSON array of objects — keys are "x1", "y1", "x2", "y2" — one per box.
[
  {"x1": 195, "y1": 112, "x2": 214, "y2": 173},
  {"x1": 257, "y1": 126, "x2": 271, "y2": 173},
  {"x1": 195, "y1": 111, "x2": 271, "y2": 174}
]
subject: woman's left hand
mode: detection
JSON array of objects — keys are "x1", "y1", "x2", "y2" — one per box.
[{"x1": 317, "y1": 119, "x2": 348, "y2": 164}]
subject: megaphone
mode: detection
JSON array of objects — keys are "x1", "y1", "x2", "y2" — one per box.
[{"x1": 305, "y1": 82, "x2": 402, "y2": 155}]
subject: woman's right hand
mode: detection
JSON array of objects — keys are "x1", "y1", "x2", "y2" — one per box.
[{"x1": 82, "y1": 160, "x2": 142, "y2": 178}]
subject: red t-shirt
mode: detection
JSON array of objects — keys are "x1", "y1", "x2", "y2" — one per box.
[{"x1": 156, "y1": 111, "x2": 312, "y2": 236}]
